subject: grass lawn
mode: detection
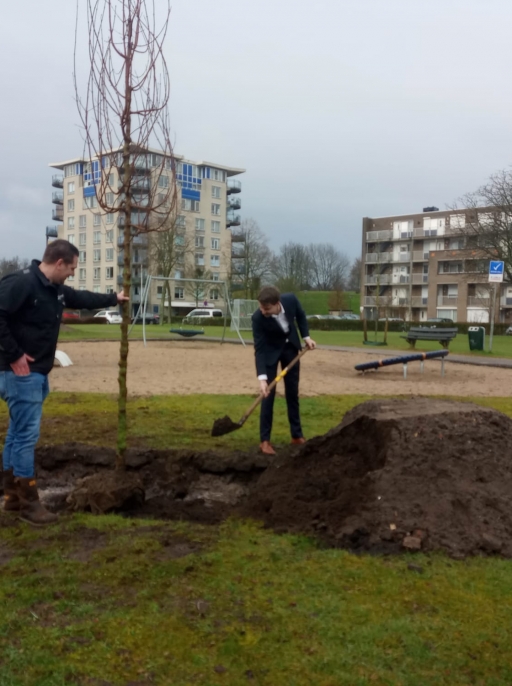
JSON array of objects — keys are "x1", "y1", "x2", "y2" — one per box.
[
  {"x1": 1, "y1": 392, "x2": 512, "y2": 684},
  {"x1": 59, "y1": 324, "x2": 512, "y2": 359}
]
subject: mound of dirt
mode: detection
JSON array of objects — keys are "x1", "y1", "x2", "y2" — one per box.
[{"x1": 242, "y1": 398, "x2": 512, "y2": 557}]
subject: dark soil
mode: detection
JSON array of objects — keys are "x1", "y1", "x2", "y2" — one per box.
[{"x1": 4, "y1": 398, "x2": 512, "y2": 558}]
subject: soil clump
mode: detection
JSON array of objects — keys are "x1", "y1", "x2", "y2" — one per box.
[{"x1": 4, "y1": 398, "x2": 512, "y2": 558}]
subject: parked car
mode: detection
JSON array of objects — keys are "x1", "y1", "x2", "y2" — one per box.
[
  {"x1": 93, "y1": 310, "x2": 122, "y2": 324},
  {"x1": 426, "y1": 317, "x2": 454, "y2": 324},
  {"x1": 506, "y1": 326, "x2": 512, "y2": 336},
  {"x1": 306, "y1": 314, "x2": 325, "y2": 320},
  {"x1": 339, "y1": 314, "x2": 359, "y2": 320},
  {"x1": 182, "y1": 308, "x2": 224, "y2": 324},
  {"x1": 62, "y1": 310, "x2": 80, "y2": 320},
  {"x1": 131, "y1": 313, "x2": 160, "y2": 325},
  {"x1": 378, "y1": 317, "x2": 404, "y2": 322}
]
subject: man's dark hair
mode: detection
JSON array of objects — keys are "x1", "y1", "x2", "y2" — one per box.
[
  {"x1": 257, "y1": 285, "x2": 280, "y2": 305},
  {"x1": 42, "y1": 239, "x2": 79, "y2": 265}
]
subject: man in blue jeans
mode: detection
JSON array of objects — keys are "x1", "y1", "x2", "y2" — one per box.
[{"x1": 0, "y1": 239, "x2": 128, "y2": 525}]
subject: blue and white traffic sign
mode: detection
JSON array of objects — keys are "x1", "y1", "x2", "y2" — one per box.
[{"x1": 489, "y1": 260, "x2": 505, "y2": 282}]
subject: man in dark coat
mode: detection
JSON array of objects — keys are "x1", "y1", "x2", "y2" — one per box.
[
  {"x1": 0, "y1": 239, "x2": 128, "y2": 525},
  {"x1": 252, "y1": 285, "x2": 316, "y2": 455}
]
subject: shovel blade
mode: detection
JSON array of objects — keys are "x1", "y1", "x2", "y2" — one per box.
[{"x1": 211, "y1": 415, "x2": 242, "y2": 437}]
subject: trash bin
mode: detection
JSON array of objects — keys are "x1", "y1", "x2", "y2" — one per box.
[{"x1": 468, "y1": 326, "x2": 485, "y2": 351}]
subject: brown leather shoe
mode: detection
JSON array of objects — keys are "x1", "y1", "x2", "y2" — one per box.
[
  {"x1": 15, "y1": 477, "x2": 58, "y2": 526},
  {"x1": 291, "y1": 437, "x2": 306, "y2": 445},
  {"x1": 2, "y1": 469, "x2": 20, "y2": 512},
  {"x1": 259, "y1": 441, "x2": 277, "y2": 456}
]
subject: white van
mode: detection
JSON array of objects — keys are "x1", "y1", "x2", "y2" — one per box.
[{"x1": 183, "y1": 308, "x2": 224, "y2": 324}]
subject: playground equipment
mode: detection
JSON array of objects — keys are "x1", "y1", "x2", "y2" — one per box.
[
  {"x1": 54, "y1": 350, "x2": 73, "y2": 367},
  {"x1": 129, "y1": 276, "x2": 245, "y2": 346},
  {"x1": 355, "y1": 349, "x2": 449, "y2": 380}
]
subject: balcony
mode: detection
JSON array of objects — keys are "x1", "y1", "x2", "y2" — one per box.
[
  {"x1": 227, "y1": 180, "x2": 242, "y2": 194},
  {"x1": 411, "y1": 296, "x2": 428, "y2": 307},
  {"x1": 52, "y1": 175, "x2": 64, "y2": 189},
  {"x1": 226, "y1": 212, "x2": 241, "y2": 227},
  {"x1": 467, "y1": 296, "x2": 490, "y2": 307},
  {"x1": 117, "y1": 234, "x2": 148, "y2": 247},
  {"x1": 395, "y1": 252, "x2": 411, "y2": 262},
  {"x1": 52, "y1": 191, "x2": 64, "y2": 205},
  {"x1": 231, "y1": 231, "x2": 246, "y2": 243},
  {"x1": 437, "y1": 296, "x2": 458, "y2": 306},
  {"x1": 365, "y1": 274, "x2": 392, "y2": 285},
  {"x1": 412, "y1": 251, "x2": 429, "y2": 261},
  {"x1": 501, "y1": 297, "x2": 512, "y2": 308},
  {"x1": 52, "y1": 207, "x2": 63, "y2": 222},
  {"x1": 365, "y1": 252, "x2": 392, "y2": 264},
  {"x1": 228, "y1": 197, "x2": 241, "y2": 211},
  {"x1": 366, "y1": 230, "x2": 393, "y2": 242},
  {"x1": 412, "y1": 274, "x2": 429, "y2": 284},
  {"x1": 398, "y1": 275, "x2": 410, "y2": 284},
  {"x1": 46, "y1": 226, "x2": 59, "y2": 240}
]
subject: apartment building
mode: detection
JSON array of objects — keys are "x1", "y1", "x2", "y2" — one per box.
[
  {"x1": 48, "y1": 148, "x2": 244, "y2": 315},
  {"x1": 361, "y1": 207, "x2": 512, "y2": 323}
]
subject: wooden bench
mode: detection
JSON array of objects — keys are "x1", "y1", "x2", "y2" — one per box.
[{"x1": 400, "y1": 326, "x2": 458, "y2": 349}]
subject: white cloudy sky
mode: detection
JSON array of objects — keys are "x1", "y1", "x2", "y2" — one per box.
[{"x1": 1, "y1": 0, "x2": 512, "y2": 260}]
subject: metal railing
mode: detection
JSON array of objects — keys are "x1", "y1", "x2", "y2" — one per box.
[
  {"x1": 467, "y1": 296, "x2": 490, "y2": 307},
  {"x1": 365, "y1": 253, "x2": 392, "y2": 263},
  {"x1": 227, "y1": 179, "x2": 242, "y2": 194},
  {"x1": 52, "y1": 175, "x2": 64, "y2": 189},
  {"x1": 366, "y1": 230, "x2": 393, "y2": 241},
  {"x1": 412, "y1": 274, "x2": 429, "y2": 284},
  {"x1": 365, "y1": 274, "x2": 392, "y2": 284},
  {"x1": 437, "y1": 296, "x2": 458, "y2": 306},
  {"x1": 51, "y1": 207, "x2": 63, "y2": 221},
  {"x1": 412, "y1": 251, "x2": 429, "y2": 261},
  {"x1": 52, "y1": 192, "x2": 63, "y2": 205},
  {"x1": 411, "y1": 296, "x2": 428, "y2": 307}
]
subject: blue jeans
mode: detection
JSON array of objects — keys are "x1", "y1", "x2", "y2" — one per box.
[{"x1": 0, "y1": 371, "x2": 49, "y2": 478}]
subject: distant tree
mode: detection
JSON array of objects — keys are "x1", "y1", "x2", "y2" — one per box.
[
  {"x1": 231, "y1": 219, "x2": 273, "y2": 298},
  {"x1": 0, "y1": 257, "x2": 29, "y2": 280},
  {"x1": 149, "y1": 215, "x2": 192, "y2": 323},
  {"x1": 347, "y1": 258, "x2": 362, "y2": 293},
  {"x1": 308, "y1": 243, "x2": 350, "y2": 291},
  {"x1": 186, "y1": 266, "x2": 213, "y2": 307},
  {"x1": 271, "y1": 242, "x2": 312, "y2": 291}
]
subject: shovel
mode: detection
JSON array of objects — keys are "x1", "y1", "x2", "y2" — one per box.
[{"x1": 211, "y1": 347, "x2": 309, "y2": 437}]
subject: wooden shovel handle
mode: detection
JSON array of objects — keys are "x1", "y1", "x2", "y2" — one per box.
[{"x1": 239, "y1": 347, "x2": 310, "y2": 427}]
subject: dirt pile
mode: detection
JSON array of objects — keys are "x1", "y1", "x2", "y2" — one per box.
[
  {"x1": 242, "y1": 398, "x2": 512, "y2": 557},
  {"x1": 6, "y1": 398, "x2": 512, "y2": 558}
]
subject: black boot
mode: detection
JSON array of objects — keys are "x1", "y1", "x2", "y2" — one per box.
[{"x1": 2, "y1": 468, "x2": 20, "y2": 512}]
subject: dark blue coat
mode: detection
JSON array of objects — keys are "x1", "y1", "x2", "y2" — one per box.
[{"x1": 251, "y1": 293, "x2": 310, "y2": 376}]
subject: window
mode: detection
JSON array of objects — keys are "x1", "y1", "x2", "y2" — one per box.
[
  {"x1": 67, "y1": 199, "x2": 75, "y2": 212},
  {"x1": 105, "y1": 248, "x2": 114, "y2": 262},
  {"x1": 174, "y1": 287, "x2": 184, "y2": 299},
  {"x1": 157, "y1": 286, "x2": 163, "y2": 299},
  {"x1": 67, "y1": 182, "x2": 75, "y2": 194},
  {"x1": 67, "y1": 275, "x2": 74, "y2": 282},
  {"x1": 175, "y1": 235, "x2": 185, "y2": 247},
  {"x1": 212, "y1": 186, "x2": 221, "y2": 199},
  {"x1": 176, "y1": 252, "x2": 185, "y2": 265},
  {"x1": 105, "y1": 230, "x2": 113, "y2": 243},
  {"x1": 106, "y1": 192, "x2": 114, "y2": 206},
  {"x1": 79, "y1": 215, "x2": 87, "y2": 228},
  {"x1": 108, "y1": 174, "x2": 115, "y2": 187},
  {"x1": 106, "y1": 286, "x2": 114, "y2": 294},
  {"x1": 212, "y1": 169, "x2": 225, "y2": 182},
  {"x1": 158, "y1": 175, "x2": 169, "y2": 188},
  {"x1": 93, "y1": 267, "x2": 101, "y2": 280},
  {"x1": 211, "y1": 272, "x2": 220, "y2": 282},
  {"x1": 93, "y1": 286, "x2": 100, "y2": 293},
  {"x1": 93, "y1": 249, "x2": 101, "y2": 262},
  {"x1": 79, "y1": 251, "x2": 86, "y2": 263},
  {"x1": 210, "y1": 255, "x2": 220, "y2": 267},
  {"x1": 211, "y1": 203, "x2": 221, "y2": 216},
  {"x1": 93, "y1": 231, "x2": 101, "y2": 244},
  {"x1": 211, "y1": 238, "x2": 220, "y2": 250},
  {"x1": 195, "y1": 236, "x2": 204, "y2": 248},
  {"x1": 176, "y1": 215, "x2": 186, "y2": 228},
  {"x1": 195, "y1": 253, "x2": 205, "y2": 266},
  {"x1": 83, "y1": 196, "x2": 98, "y2": 209},
  {"x1": 195, "y1": 218, "x2": 205, "y2": 231},
  {"x1": 68, "y1": 217, "x2": 75, "y2": 229},
  {"x1": 210, "y1": 288, "x2": 219, "y2": 300},
  {"x1": 181, "y1": 198, "x2": 200, "y2": 212},
  {"x1": 174, "y1": 270, "x2": 182, "y2": 279},
  {"x1": 93, "y1": 214, "x2": 101, "y2": 226},
  {"x1": 79, "y1": 268, "x2": 86, "y2": 279},
  {"x1": 106, "y1": 213, "x2": 114, "y2": 224},
  {"x1": 79, "y1": 233, "x2": 86, "y2": 246},
  {"x1": 211, "y1": 220, "x2": 220, "y2": 233},
  {"x1": 105, "y1": 267, "x2": 114, "y2": 279},
  {"x1": 68, "y1": 234, "x2": 75, "y2": 245}
]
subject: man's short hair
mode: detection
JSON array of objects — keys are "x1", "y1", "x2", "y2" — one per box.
[
  {"x1": 257, "y1": 285, "x2": 280, "y2": 305},
  {"x1": 42, "y1": 239, "x2": 79, "y2": 265}
]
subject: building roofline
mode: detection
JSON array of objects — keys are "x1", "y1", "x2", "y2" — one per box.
[{"x1": 364, "y1": 205, "x2": 497, "y2": 222}]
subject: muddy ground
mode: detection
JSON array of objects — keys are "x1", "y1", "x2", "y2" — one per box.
[
  {"x1": 11, "y1": 398, "x2": 512, "y2": 559},
  {"x1": 51, "y1": 340, "x2": 512, "y2": 397}
]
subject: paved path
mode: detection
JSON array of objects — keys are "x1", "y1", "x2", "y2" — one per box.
[{"x1": 179, "y1": 335, "x2": 512, "y2": 370}]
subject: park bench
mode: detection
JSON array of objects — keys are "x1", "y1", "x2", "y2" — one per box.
[{"x1": 400, "y1": 326, "x2": 458, "y2": 349}]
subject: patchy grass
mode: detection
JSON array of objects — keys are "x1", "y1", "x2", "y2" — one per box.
[{"x1": 0, "y1": 515, "x2": 511, "y2": 685}]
